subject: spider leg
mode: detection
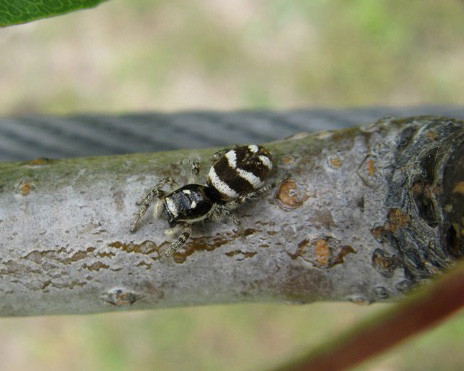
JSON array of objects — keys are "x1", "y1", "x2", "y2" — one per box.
[
  {"x1": 130, "y1": 176, "x2": 177, "y2": 232},
  {"x1": 189, "y1": 160, "x2": 201, "y2": 183},
  {"x1": 208, "y1": 180, "x2": 277, "y2": 236},
  {"x1": 135, "y1": 177, "x2": 177, "y2": 205},
  {"x1": 225, "y1": 209, "x2": 244, "y2": 236},
  {"x1": 163, "y1": 223, "x2": 192, "y2": 257},
  {"x1": 224, "y1": 181, "x2": 276, "y2": 210},
  {"x1": 210, "y1": 204, "x2": 244, "y2": 236}
]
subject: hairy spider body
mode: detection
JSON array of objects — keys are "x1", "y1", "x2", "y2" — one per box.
[{"x1": 130, "y1": 145, "x2": 273, "y2": 257}]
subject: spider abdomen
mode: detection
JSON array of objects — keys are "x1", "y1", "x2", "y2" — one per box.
[{"x1": 207, "y1": 145, "x2": 273, "y2": 200}]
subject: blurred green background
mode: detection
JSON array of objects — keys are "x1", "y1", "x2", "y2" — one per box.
[
  {"x1": 2, "y1": 0, "x2": 464, "y2": 114},
  {"x1": 1, "y1": 0, "x2": 464, "y2": 370}
]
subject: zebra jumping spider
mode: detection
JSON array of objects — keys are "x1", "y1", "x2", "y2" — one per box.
[{"x1": 130, "y1": 144, "x2": 274, "y2": 257}]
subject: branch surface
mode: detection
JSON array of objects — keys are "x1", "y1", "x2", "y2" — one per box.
[{"x1": 0, "y1": 116, "x2": 463, "y2": 316}]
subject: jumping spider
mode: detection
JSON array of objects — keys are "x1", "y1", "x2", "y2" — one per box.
[{"x1": 130, "y1": 144, "x2": 274, "y2": 257}]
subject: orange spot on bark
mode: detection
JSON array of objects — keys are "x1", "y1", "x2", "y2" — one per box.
[
  {"x1": 330, "y1": 157, "x2": 341, "y2": 168},
  {"x1": 277, "y1": 179, "x2": 308, "y2": 209},
  {"x1": 19, "y1": 182, "x2": 31, "y2": 196},
  {"x1": 385, "y1": 208, "x2": 410, "y2": 232},
  {"x1": 367, "y1": 158, "x2": 376, "y2": 176},
  {"x1": 314, "y1": 238, "x2": 330, "y2": 267}
]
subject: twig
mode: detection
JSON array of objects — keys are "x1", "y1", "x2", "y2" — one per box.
[{"x1": 0, "y1": 116, "x2": 462, "y2": 316}]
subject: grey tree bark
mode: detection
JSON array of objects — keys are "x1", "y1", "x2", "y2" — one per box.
[{"x1": 0, "y1": 115, "x2": 462, "y2": 316}]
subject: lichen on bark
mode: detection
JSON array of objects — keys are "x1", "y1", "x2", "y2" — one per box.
[{"x1": 0, "y1": 116, "x2": 462, "y2": 316}]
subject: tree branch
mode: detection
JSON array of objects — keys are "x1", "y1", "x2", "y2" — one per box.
[{"x1": 0, "y1": 116, "x2": 463, "y2": 316}]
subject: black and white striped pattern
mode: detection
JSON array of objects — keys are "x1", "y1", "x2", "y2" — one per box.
[{"x1": 207, "y1": 145, "x2": 273, "y2": 200}]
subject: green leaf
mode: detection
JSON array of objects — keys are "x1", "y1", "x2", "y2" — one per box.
[{"x1": 0, "y1": 0, "x2": 108, "y2": 27}]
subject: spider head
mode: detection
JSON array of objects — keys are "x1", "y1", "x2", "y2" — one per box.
[{"x1": 163, "y1": 184, "x2": 221, "y2": 226}]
